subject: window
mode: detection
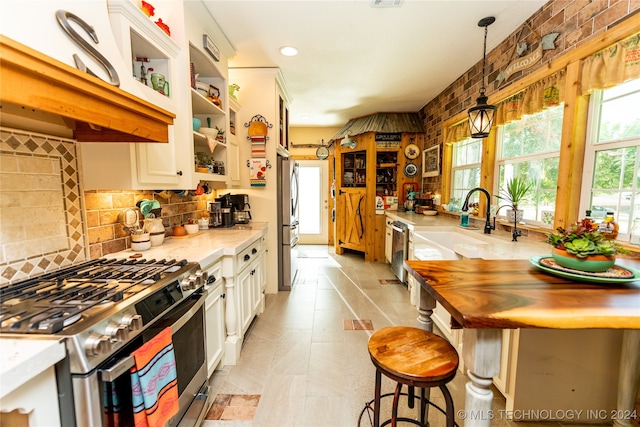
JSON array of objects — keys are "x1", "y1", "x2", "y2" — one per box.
[
  {"x1": 450, "y1": 137, "x2": 482, "y2": 209},
  {"x1": 495, "y1": 105, "x2": 564, "y2": 225},
  {"x1": 581, "y1": 78, "x2": 640, "y2": 238}
]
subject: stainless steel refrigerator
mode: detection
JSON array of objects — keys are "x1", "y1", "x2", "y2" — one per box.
[{"x1": 277, "y1": 156, "x2": 299, "y2": 291}]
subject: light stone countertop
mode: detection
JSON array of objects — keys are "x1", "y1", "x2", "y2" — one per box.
[
  {"x1": 0, "y1": 337, "x2": 66, "y2": 399},
  {"x1": 0, "y1": 222, "x2": 268, "y2": 399},
  {"x1": 104, "y1": 222, "x2": 268, "y2": 268},
  {"x1": 385, "y1": 210, "x2": 552, "y2": 260}
]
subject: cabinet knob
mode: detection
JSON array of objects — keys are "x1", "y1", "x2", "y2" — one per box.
[
  {"x1": 244, "y1": 254, "x2": 250, "y2": 261},
  {"x1": 176, "y1": 170, "x2": 183, "y2": 176},
  {"x1": 251, "y1": 248, "x2": 257, "y2": 254}
]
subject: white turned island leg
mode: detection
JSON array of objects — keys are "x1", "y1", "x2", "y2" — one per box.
[
  {"x1": 417, "y1": 284, "x2": 435, "y2": 332},
  {"x1": 462, "y1": 329, "x2": 502, "y2": 427},
  {"x1": 613, "y1": 329, "x2": 640, "y2": 427}
]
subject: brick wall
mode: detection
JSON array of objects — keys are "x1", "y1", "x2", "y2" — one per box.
[
  {"x1": 419, "y1": 0, "x2": 640, "y2": 192},
  {"x1": 84, "y1": 190, "x2": 217, "y2": 259}
]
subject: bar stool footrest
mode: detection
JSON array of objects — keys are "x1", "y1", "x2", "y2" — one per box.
[{"x1": 357, "y1": 392, "x2": 459, "y2": 427}]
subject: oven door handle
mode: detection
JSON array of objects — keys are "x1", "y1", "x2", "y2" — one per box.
[{"x1": 99, "y1": 355, "x2": 135, "y2": 382}]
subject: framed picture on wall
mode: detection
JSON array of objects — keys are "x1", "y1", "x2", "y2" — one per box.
[{"x1": 422, "y1": 145, "x2": 440, "y2": 177}]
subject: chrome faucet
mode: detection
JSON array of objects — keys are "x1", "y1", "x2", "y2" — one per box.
[{"x1": 461, "y1": 187, "x2": 495, "y2": 234}]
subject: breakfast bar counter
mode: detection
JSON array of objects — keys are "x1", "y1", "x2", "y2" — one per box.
[{"x1": 405, "y1": 258, "x2": 640, "y2": 427}]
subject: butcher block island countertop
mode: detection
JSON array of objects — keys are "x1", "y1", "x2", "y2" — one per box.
[
  {"x1": 405, "y1": 258, "x2": 640, "y2": 427},
  {"x1": 405, "y1": 258, "x2": 640, "y2": 330}
]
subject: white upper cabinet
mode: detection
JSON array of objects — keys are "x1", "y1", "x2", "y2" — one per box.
[{"x1": 80, "y1": 0, "x2": 236, "y2": 190}]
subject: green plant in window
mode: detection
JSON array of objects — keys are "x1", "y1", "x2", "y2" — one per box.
[{"x1": 496, "y1": 176, "x2": 533, "y2": 210}]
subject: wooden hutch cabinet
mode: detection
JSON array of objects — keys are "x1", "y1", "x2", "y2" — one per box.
[{"x1": 334, "y1": 129, "x2": 425, "y2": 262}]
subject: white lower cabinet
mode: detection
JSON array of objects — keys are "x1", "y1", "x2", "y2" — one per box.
[
  {"x1": 385, "y1": 220, "x2": 392, "y2": 263},
  {"x1": 203, "y1": 260, "x2": 225, "y2": 377},
  {"x1": 222, "y1": 235, "x2": 266, "y2": 365}
]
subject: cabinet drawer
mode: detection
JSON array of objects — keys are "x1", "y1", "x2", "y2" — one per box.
[
  {"x1": 236, "y1": 239, "x2": 262, "y2": 271},
  {"x1": 204, "y1": 260, "x2": 223, "y2": 289}
]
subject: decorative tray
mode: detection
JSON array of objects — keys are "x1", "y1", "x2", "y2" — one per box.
[{"x1": 529, "y1": 256, "x2": 639, "y2": 284}]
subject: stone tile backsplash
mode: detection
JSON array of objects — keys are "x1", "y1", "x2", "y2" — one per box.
[
  {"x1": 0, "y1": 127, "x2": 218, "y2": 284},
  {"x1": 0, "y1": 128, "x2": 86, "y2": 285}
]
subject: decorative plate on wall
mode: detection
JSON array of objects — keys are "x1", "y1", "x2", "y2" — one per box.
[
  {"x1": 404, "y1": 143, "x2": 420, "y2": 160},
  {"x1": 404, "y1": 162, "x2": 418, "y2": 177}
]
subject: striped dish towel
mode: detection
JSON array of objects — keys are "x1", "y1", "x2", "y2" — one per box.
[{"x1": 130, "y1": 327, "x2": 179, "y2": 427}]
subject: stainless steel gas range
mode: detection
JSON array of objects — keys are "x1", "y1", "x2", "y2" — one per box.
[{"x1": 0, "y1": 257, "x2": 211, "y2": 427}]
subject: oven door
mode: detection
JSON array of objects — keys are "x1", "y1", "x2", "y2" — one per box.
[{"x1": 74, "y1": 291, "x2": 209, "y2": 427}]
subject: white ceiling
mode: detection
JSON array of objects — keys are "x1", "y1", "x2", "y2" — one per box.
[{"x1": 201, "y1": 0, "x2": 548, "y2": 128}]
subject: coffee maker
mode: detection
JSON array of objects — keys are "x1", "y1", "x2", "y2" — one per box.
[
  {"x1": 230, "y1": 194, "x2": 251, "y2": 224},
  {"x1": 213, "y1": 194, "x2": 235, "y2": 227}
]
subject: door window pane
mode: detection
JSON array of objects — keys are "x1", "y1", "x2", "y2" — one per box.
[{"x1": 299, "y1": 165, "x2": 321, "y2": 234}]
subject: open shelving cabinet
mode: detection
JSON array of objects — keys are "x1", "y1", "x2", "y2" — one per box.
[{"x1": 189, "y1": 42, "x2": 228, "y2": 183}]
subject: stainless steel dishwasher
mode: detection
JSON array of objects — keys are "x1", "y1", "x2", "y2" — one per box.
[{"x1": 390, "y1": 221, "x2": 409, "y2": 284}]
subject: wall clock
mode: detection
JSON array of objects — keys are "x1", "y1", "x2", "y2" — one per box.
[
  {"x1": 316, "y1": 139, "x2": 329, "y2": 160},
  {"x1": 316, "y1": 145, "x2": 329, "y2": 160},
  {"x1": 404, "y1": 143, "x2": 420, "y2": 160}
]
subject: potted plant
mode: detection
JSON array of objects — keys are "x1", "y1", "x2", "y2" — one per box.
[
  {"x1": 496, "y1": 176, "x2": 533, "y2": 223},
  {"x1": 546, "y1": 218, "x2": 629, "y2": 272}
]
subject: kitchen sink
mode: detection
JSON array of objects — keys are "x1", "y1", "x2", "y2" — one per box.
[{"x1": 412, "y1": 227, "x2": 545, "y2": 260}]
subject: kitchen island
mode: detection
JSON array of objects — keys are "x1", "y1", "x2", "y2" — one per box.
[{"x1": 406, "y1": 258, "x2": 640, "y2": 427}]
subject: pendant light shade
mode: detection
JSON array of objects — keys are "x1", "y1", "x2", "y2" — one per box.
[
  {"x1": 468, "y1": 16, "x2": 496, "y2": 139},
  {"x1": 468, "y1": 94, "x2": 496, "y2": 138},
  {"x1": 340, "y1": 132, "x2": 357, "y2": 149}
]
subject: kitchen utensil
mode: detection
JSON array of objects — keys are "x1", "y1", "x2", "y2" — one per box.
[
  {"x1": 184, "y1": 223, "x2": 199, "y2": 234},
  {"x1": 131, "y1": 231, "x2": 150, "y2": 242},
  {"x1": 139, "y1": 200, "x2": 154, "y2": 217},
  {"x1": 144, "y1": 218, "x2": 165, "y2": 246},
  {"x1": 151, "y1": 73, "x2": 165, "y2": 91},
  {"x1": 131, "y1": 240, "x2": 151, "y2": 251},
  {"x1": 207, "y1": 85, "x2": 222, "y2": 108},
  {"x1": 123, "y1": 208, "x2": 139, "y2": 233}
]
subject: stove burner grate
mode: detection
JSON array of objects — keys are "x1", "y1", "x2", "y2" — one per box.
[{"x1": 0, "y1": 258, "x2": 189, "y2": 334}]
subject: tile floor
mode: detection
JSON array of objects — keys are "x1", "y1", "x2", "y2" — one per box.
[{"x1": 200, "y1": 245, "x2": 616, "y2": 427}]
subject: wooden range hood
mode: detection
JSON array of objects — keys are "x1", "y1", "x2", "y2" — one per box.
[{"x1": 0, "y1": 35, "x2": 175, "y2": 143}]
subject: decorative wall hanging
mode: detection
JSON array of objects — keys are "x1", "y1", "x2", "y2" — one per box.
[
  {"x1": 496, "y1": 21, "x2": 559, "y2": 86},
  {"x1": 203, "y1": 34, "x2": 220, "y2": 62},
  {"x1": 404, "y1": 142, "x2": 420, "y2": 159},
  {"x1": 248, "y1": 159, "x2": 271, "y2": 187},
  {"x1": 422, "y1": 145, "x2": 440, "y2": 177},
  {"x1": 245, "y1": 115, "x2": 272, "y2": 158},
  {"x1": 403, "y1": 162, "x2": 418, "y2": 177}
]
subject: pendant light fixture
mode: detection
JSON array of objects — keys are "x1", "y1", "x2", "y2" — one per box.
[
  {"x1": 340, "y1": 132, "x2": 357, "y2": 149},
  {"x1": 468, "y1": 16, "x2": 496, "y2": 139}
]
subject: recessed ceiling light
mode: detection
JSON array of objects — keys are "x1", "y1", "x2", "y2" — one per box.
[
  {"x1": 280, "y1": 46, "x2": 298, "y2": 57},
  {"x1": 372, "y1": 0, "x2": 402, "y2": 7},
  {"x1": 300, "y1": 114, "x2": 311, "y2": 120}
]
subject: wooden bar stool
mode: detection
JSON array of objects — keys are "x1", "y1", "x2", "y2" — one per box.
[{"x1": 367, "y1": 326, "x2": 459, "y2": 427}]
